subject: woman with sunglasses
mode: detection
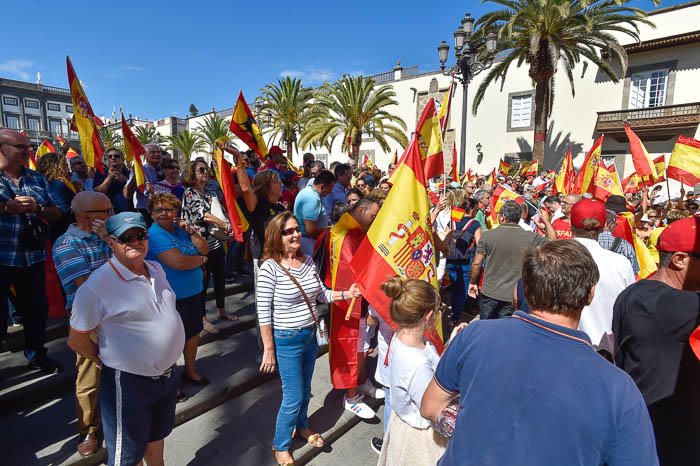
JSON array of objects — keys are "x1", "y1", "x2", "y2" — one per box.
[
  {"x1": 146, "y1": 193, "x2": 210, "y2": 386},
  {"x1": 257, "y1": 212, "x2": 360, "y2": 466},
  {"x1": 181, "y1": 160, "x2": 236, "y2": 334},
  {"x1": 153, "y1": 161, "x2": 184, "y2": 199}
]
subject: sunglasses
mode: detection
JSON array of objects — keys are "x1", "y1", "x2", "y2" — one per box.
[
  {"x1": 281, "y1": 226, "x2": 301, "y2": 236},
  {"x1": 197, "y1": 167, "x2": 209, "y2": 174},
  {"x1": 115, "y1": 230, "x2": 148, "y2": 244},
  {"x1": 107, "y1": 153, "x2": 122, "y2": 159}
]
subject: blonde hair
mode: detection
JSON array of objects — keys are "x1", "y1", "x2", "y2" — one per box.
[{"x1": 381, "y1": 276, "x2": 439, "y2": 328}]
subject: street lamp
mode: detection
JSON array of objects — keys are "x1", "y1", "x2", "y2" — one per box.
[{"x1": 438, "y1": 14, "x2": 498, "y2": 173}]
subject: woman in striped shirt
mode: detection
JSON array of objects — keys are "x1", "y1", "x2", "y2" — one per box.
[{"x1": 257, "y1": 211, "x2": 360, "y2": 466}]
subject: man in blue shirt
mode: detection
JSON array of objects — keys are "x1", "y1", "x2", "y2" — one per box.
[
  {"x1": 323, "y1": 163, "x2": 351, "y2": 222},
  {"x1": 293, "y1": 170, "x2": 335, "y2": 256},
  {"x1": 421, "y1": 240, "x2": 658, "y2": 466}
]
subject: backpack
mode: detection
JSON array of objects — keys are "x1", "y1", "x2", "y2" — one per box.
[{"x1": 445, "y1": 218, "x2": 477, "y2": 261}]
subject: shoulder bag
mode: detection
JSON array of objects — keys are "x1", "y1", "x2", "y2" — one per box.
[{"x1": 276, "y1": 261, "x2": 329, "y2": 346}]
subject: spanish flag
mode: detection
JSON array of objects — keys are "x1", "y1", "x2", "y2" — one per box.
[
  {"x1": 613, "y1": 212, "x2": 657, "y2": 279},
  {"x1": 66, "y1": 56, "x2": 104, "y2": 174},
  {"x1": 498, "y1": 159, "x2": 511, "y2": 176},
  {"x1": 651, "y1": 155, "x2": 666, "y2": 184},
  {"x1": 668, "y1": 135, "x2": 700, "y2": 186},
  {"x1": 363, "y1": 153, "x2": 376, "y2": 170},
  {"x1": 624, "y1": 123, "x2": 657, "y2": 182},
  {"x1": 451, "y1": 206, "x2": 465, "y2": 224},
  {"x1": 212, "y1": 147, "x2": 249, "y2": 242},
  {"x1": 490, "y1": 185, "x2": 525, "y2": 223},
  {"x1": 486, "y1": 168, "x2": 496, "y2": 188},
  {"x1": 554, "y1": 147, "x2": 575, "y2": 195},
  {"x1": 520, "y1": 160, "x2": 539, "y2": 177},
  {"x1": 622, "y1": 172, "x2": 643, "y2": 194},
  {"x1": 65, "y1": 147, "x2": 80, "y2": 160},
  {"x1": 30, "y1": 140, "x2": 56, "y2": 169},
  {"x1": 415, "y1": 98, "x2": 444, "y2": 180},
  {"x1": 438, "y1": 80, "x2": 454, "y2": 137},
  {"x1": 121, "y1": 113, "x2": 147, "y2": 192},
  {"x1": 391, "y1": 150, "x2": 398, "y2": 166},
  {"x1": 592, "y1": 163, "x2": 623, "y2": 202},
  {"x1": 574, "y1": 135, "x2": 603, "y2": 194},
  {"x1": 229, "y1": 91, "x2": 268, "y2": 162},
  {"x1": 350, "y1": 139, "x2": 443, "y2": 352},
  {"x1": 55, "y1": 135, "x2": 66, "y2": 146}
]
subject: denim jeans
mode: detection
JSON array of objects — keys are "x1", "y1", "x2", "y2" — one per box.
[
  {"x1": 273, "y1": 326, "x2": 318, "y2": 451},
  {"x1": 479, "y1": 295, "x2": 514, "y2": 320},
  {"x1": 446, "y1": 261, "x2": 472, "y2": 322}
]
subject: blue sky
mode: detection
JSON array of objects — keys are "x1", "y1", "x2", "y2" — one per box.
[{"x1": 2, "y1": 0, "x2": 683, "y2": 119}]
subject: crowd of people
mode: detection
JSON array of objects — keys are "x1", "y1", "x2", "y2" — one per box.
[{"x1": 1, "y1": 126, "x2": 699, "y2": 466}]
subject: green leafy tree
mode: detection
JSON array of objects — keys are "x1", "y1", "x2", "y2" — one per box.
[
  {"x1": 198, "y1": 114, "x2": 231, "y2": 151},
  {"x1": 300, "y1": 75, "x2": 408, "y2": 161},
  {"x1": 473, "y1": 0, "x2": 653, "y2": 164},
  {"x1": 133, "y1": 126, "x2": 162, "y2": 145},
  {"x1": 258, "y1": 77, "x2": 314, "y2": 158},
  {"x1": 168, "y1": 130, "x2": 207, "y2": 161},
  {"x1": 99, "y1": 126, "x2": 123, "y2": 152}
]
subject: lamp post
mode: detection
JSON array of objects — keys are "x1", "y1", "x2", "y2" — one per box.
[{"x1": 438, "y1": 13, "x2": 497, "y2": 174}]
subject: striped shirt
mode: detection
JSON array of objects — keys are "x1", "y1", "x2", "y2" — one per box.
[
  {"x1": 53, "y1": 224, "x2": 111, "y2": 309},
  {"x1": 256, "y1": 256, "x2": 334, "y2": 329}
]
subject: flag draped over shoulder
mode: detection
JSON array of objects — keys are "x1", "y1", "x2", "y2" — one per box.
[
  {"x1": 490, "y1": 185, "x2": 525, "y2": 223},
  {"x1": 121, "y1": 113, "x2": 147, "y2": 192},
  {"x1": 350, "y1": 140, "x2": 443, "y2": 352},
  {"x1": 66, "y1": 56, "x2": 104, "y2": 173},
  {"x1": 554, "y1": 147, "x2": 575, "y2": 195},
  {"x1": 212, "y1": 148, "x2": 249, "y2": 242},
  {"x1": 229, "y1": 91, "x2": 268, "y2": 162},
  {"x1": 415, "y1": 98, "x2": 444, "y2": 180},
  {"x1": 625, "y1": 124, "x2": 657, "y2": 183},
  {"x1": 574, "y1": 135, "x2": 603, "y2": 194},
  {"x1": 668, "y1": 135, "x2": 700, "y2": 186}
]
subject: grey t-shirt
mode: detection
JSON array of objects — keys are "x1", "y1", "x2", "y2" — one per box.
[{"x1": 476, "y1": 223, "x2": 548, "y2": 302}]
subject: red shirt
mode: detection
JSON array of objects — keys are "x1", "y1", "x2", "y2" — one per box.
[{"x1": 552, "y1": 218, "x2": 573, "y2": 239}]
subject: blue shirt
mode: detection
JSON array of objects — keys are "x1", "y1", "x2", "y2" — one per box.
[
  {"x1": 146, "y1": 223, "x2": 203, "y2": 300},
  {"x1": 0, "y1": 167, "x2": 56, "y2": 267},
  {"x1": 130, "y1": 163, "x2": 163, "y2": 210},
  {"x1": 322, "y1": 183, "x2": 348, "y2": 222},
  {"x1": 435, "y1": 311, "x2": 658, "y2": 466},
  {"x1": 53, "y1": 224, "x2": 111, "y2": 308},
  {"x1": 293, "y1": 185, "x2": 328, "y2": 235}
]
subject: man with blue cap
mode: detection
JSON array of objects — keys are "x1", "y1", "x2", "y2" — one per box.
[{"x1": 68, "y1": 211, "x2": 185, "y2": 466}]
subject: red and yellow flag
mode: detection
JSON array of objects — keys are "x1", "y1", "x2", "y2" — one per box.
[
  {"x1": 229, "y1": 91, "x2": 267, "y2": 162},
  {"x1": 592, "y1": 163, "x2": 623, "y2": 202},
  {"x1": 498, "y1": 159, "x2": 511, "y2": 176},
  {"x1": 622, "y1": 172, "x2": 643, "y2": 194},
  {"x1": 65, "y1": 147, "x2": 79, "y2": 160},
  {"x1": 55, "y1": 135, "x2": 66, "y2": 146},
  {"x1": 486, "y1": 168, "x2": 497, "y2": 188},
  {"x1": 415, "y1": 98, "x2": 444, "y2": 180},
  {"x1": 29, "y1": 140, "x2": 56, "y2": 169},
  {"x1": 651, "y1": 155, "x2": 666, "y2": 184},
  {"x1": 574, "y1": 135, "x2": 603, "y2": 194},
  {"x1": 438, "y1": 80, "x2": 454, "y2": 137},
  {"x1": 616, "y1": 212, "x2": 657, "y2": 279},
  {"x1": 363, "y1": 153, "x2": 376, "y2": 170},
  {"x1": 391, "y1": 150, "x2": 398, "y2": 166},
  {"x1": 490, "y1": 185, "x2": 525, "y2": 223},
  {"x1": 450, "y1": 206, "x2": 465, "y2": 224},
  {"x1": 519, "y1": 160, "x2": 539, "y2": 177},
  {"x1": 554, "y1": 147, "x2": 575, "y2": 195},
  {"x1": 212, "y1": 148, "x2": 249, "y2": 242},
  {"x1": 66, "y1": 56, "x2": 104, "y2": 173},
  {"x1": 624, "y1": 123, "x2": 657, "y2": 183},
  {"x1": 667, "y1": 135, "x2": 700, "y2": 186},
  {"x1": 121, "y1": 113, "x2": 147, "y2": 192},
  {"x1": 350, "y1": 139, "x2": 443, "y2": 352}
]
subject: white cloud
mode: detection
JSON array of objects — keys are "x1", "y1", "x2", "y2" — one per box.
[
  {"x1": 279, "y1": 67, "x2": 342, "y2": 84},
  {"x1": 120, "y1": 64, "x2": 145, "y2": 72},
  {"x1": 0, "y1": 59, "x2": 34, "y2": 80}
]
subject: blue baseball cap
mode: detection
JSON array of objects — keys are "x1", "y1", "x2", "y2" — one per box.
[{"x1": 106, "y1": 212, "x2": 148, "y2": 238}]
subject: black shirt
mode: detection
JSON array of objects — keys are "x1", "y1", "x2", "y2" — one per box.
[
  {"x1": 613, "y1": 279, "x2": 700, "y2": 466},
  {"x1": 246, "y1": 199, "x2": 285, "y2": 260}
]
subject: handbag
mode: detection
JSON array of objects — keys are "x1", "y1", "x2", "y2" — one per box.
[
  {"x1": 0, "y1": 176, "x2": 49, "y2": 250},
  {"x1": 205, "y1": 194, "x2": 231, "y2": 241},
  {"x1": 276, "y1": 262, "x2": 328, "y2": 346}
]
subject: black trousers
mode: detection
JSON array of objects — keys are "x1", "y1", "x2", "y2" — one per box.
[
  {"x1": 203, "y1": 246, "x2": 226, "y2": 310},
  {"x1": 479, "y1": 294, "x2": 514, "y2": 320},
  {"x1": 0, "y1": 261, "x2": 48, "y2": 361}
]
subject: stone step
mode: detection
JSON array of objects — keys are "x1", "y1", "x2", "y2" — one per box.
[
  {"x1": 0, "y1": 290, "x2": 256, "y2": 416},
  {"x1": 1, "y1": 280, "x2": 253, "y2": 354}
]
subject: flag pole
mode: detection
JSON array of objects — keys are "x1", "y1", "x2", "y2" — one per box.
[{"x1": 666, "y1": 176, "x2": 672, "y2": 206}]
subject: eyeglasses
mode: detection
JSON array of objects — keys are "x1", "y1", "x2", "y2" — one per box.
[
  {"x1": 115, "y1": 230, "x2": 148, "y2": 244},
  {"x1": 164, "y1": 165, "x2": 180, "y2": 171},
  {"x1": 153, "y1": 207, "x2": 177, "y2": 213},
  {"x1": 107, "y1": 153, "x2": 122, "y2": 159},
  {"x1": 2, "y1": 143, "x2": 31, "y2": 152},
  {"x1": 197, "y1": 167, "x2": 208, "y2": 174},
  {"x1": 281, "y1": 226, "x2": 301, "y2": 236}
]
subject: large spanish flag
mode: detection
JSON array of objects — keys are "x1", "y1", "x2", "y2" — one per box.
[
  {"x1": 490, "y1": 185, "x2": 525, "y2": 223},
  {"x1": 350, "y1": 140, "x2": 443, "y2": 352},
  {"x1": 554, "y1": 147, "x2": 575, "y2": 195},
  {"x1": 574, "y1": 135, "x2": 603, "y2": 194},
  {"x1": 66, "y1": 56, "x2": 104, "y2": 174},
  {"x1": 668, "y1": 135, "x2": 700, "y2": 186},
  {"x1": 592, "y1": 163, "x2": 623, "y2": 202},
  {"x1": 120, "y1": 112, "x2": 147, "y2": 192},
  {"x1": 624, "y1": 123, "x2": 657, "y2": 182},
  {"x1": 416, "y1": 98, "x2": 444, "y2": 180},
  {"x1": 229, "y1": 91, "x2": 268, "y2": 162},
  {"x1": 212, "y1": 148, "x2": 249, "y2": 242},
  {"x1": 323, "y1": 213, "x2": 365, "y2": 389}
]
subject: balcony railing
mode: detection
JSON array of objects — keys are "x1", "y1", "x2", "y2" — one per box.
[{"x1": 595, "y1": 102, "x2": 700, "y2": 140}]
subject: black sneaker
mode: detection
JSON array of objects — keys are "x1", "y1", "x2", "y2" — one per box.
[
  {"x1": 27, "y1": 355, "x2": 64, "y2": 374},
  {"x1": 371, "y1": 437, "x2": 383, "y2": 455}
]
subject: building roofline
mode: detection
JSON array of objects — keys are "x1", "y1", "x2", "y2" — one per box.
[
  {"x1": 646, "y1": 0, "x2": 700, "y2": 16},
  {"x1": 625, "y1": 29, "x2": 700, "y2": 53}
]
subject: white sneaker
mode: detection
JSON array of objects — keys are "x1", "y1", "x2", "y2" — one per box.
[
  {"x1": 344, "y1": 394, "x2": 376, "y2": 419},
  {"x1": 358, "y1": 380, "x2": 385, "y2": 400}
]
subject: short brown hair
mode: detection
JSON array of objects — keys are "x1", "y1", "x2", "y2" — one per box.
[
  {"x1": 381, "y1": 276, "x2": 439, "y2": 328},
  {"x1": 147, "y1": 192, "x2": 181, "y2": 213},
  {"x1": 253, "y1": 169, "x2": 281, "y2": 201},
  {"x1": 521, "y1": 240, "x2": 599, "y2": 318},
  {"x1": 260, "y1": 211, "x2": 303, "y2": 263},
  {"x1": 183, "y1": 160, "x2": 208, "y2": 187}
]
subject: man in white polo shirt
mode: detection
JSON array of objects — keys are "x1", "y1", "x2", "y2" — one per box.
[
  {"x1": 569, "y1": 199, "x2": 635, "y2": 357},
  {"x1": 68, "y1": 212, "x2": 185, "y2": 466}
]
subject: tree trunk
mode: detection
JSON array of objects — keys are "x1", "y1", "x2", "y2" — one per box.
[
  {"x1": 286, "y1": 139, "x2": 293, "y2": 166},
  {"x1": 532, "y1": 79, "x2": 550, "y2": 165},
  {"x1": 351, "y1": 144, "x2": 360, "y2": 162}
]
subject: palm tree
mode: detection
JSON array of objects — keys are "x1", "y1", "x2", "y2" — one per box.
[
  {"x1": 300, "y1": 75, "x2": 408, "y2": 161},
  {"x1": 198, "y1": 114, "x2": 231, "y2": 151},
  {"x1": 99, "y1": 126, "x2": 123, "y2": 152},
  {"x1": 473, "y1": 0, "x2": 653, "y2": 164},
  {"x1": 258, "y1": 77, "x2": 314, "y2": 158},
  {"x1": 168, "y1": 130, "x2": 207, "y2": 161},
  {"x1": 133, "y1": 126, "x2": 161, "y2": 145}
]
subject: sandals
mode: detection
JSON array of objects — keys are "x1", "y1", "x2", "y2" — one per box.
[
  {"x1": 295, "y1": 431, "x2": 325, "y2": 448},
  {"x1": 271, "y1": 448, "x2": 295, "y2": 466}
]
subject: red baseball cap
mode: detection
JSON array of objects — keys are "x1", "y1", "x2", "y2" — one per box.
[
  {"x1": 269, "y1": 145, "x2": 285, "y2": 155},
  {"x1": 658, "y1": 216, "x2": 700, "y2": 253},
  {"x1": 570, "y1": 198, "x2": 606, "y2": 230}
]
